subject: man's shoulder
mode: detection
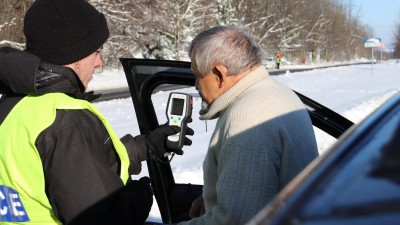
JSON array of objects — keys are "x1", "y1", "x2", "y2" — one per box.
[
  {"x1": 53, "y1": 109, "x2": 103, "y2": 129},
  {"x1": 229, "y1": 81, "x2": 305, "y2": 118}
]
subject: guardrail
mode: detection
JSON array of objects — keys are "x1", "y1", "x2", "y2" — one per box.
[
  {"x1": 91, "y1": 62, "x2": 371, "y2": 102},
  {"x1": 268, "y1": 62, "x2": 370, "y2": 75}
]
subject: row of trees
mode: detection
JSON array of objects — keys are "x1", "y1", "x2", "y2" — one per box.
[
  {"x1": 394, "y1": 20, "x2": 400, "y2": 58},
  {"x1": 1, "y1": 0, "x2": 377, "y2": 68}
]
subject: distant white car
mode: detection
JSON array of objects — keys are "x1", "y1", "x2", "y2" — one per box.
[{"x1": 262, "y1": 57, "x2": 275, "y2": 69}]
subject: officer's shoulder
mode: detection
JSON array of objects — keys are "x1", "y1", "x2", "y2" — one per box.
[{"x1": 55, "y1": 109, "x2": 101, "y2": 127}]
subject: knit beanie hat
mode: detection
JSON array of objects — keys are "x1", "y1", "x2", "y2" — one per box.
[{"x1": 24, "y1": 0, "x2": 109, "y2": 65}]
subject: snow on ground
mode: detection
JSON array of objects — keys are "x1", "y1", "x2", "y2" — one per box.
[{"x1": 90, "y1": 60, "x2": 400, "y2": 222}]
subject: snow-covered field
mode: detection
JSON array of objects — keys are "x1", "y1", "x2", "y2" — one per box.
[{"x1": 89, "y1": 60, "x2": 400, "y2": 222}]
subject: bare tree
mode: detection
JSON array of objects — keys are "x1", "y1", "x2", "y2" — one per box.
[
  {"x1": 217, "y1": 0, "x2": 236, "y2": 25},
  {"x1": 233, "y1": 0, "x2": 277, "y2": 48},
  {"x1": 394, "y1": 22, "x2": 400, "y2": 58},
  {"x1": 0, "y1": 0, "x2": 32, "y2": 49},
  {"x1": 121, "y1": 0, "x2": 172, "y2": 60},
  {"x1": 160, "y1": 0, "x2": 217, "y2": 60},
  {"x1": 89, "y1": 0, "x2": 145, "y2": 68}
]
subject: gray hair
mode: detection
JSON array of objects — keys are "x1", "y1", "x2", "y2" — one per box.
[{"x1": 188, "y1": 25, "x2": 264, "y2": 77}]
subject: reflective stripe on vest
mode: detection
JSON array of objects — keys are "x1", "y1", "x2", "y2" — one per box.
[{"x1": 0, "y1": 93, "x2": 130, "y2": 224}]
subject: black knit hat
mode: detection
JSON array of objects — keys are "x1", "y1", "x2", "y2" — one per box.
[{"x1": 24, "y1": 0, "x2": 109, "y2": 65}]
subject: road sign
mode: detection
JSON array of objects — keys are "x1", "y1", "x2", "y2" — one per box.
[
  {"x1": 363, "y1": 38, "x2": 382, "y2": 75},
  {"x1": 364, "y1": 38, "x2": 381, "y2": 48}
]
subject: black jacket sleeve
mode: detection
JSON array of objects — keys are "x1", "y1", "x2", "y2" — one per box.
[
  {"x1": 36, "y1": 109, "x2": 152, "y2": 224},
  {"x1": 120, "y1": 134, "x2": 149, "y2": 175}
]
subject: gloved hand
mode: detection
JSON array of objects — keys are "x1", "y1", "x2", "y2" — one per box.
[
  {"x1": 123, "y1": 177, "x2": 153, "y2": 224},
  {"x1": 100, "y1": 177, "x2": 153, "y2": 225},
  {"x1": 147, "y1": 123, "x2": 194, "y2": 158}
]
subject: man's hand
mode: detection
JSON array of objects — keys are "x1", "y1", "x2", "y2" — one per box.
[
  {"x1": 189, "y1": 195, "x2": 205, "y2": 219},
  {"x1": 114, "y1": 177, "x2": 153, "y2": 224},
  {"x1": 147, "y1": 124, "x2": 194, "y2": 158}
]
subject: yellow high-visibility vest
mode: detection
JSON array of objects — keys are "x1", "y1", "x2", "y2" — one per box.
[{"x1": 0, "y1": 93, "x2": 130, "y2": 224}]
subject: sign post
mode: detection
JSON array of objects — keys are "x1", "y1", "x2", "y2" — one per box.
[
  {"x1": 379, "y1": 42, "x2": 385, "y2": 62},
  {"x1": 364, "y1": 38, "x2": 381, "y2": 75}
]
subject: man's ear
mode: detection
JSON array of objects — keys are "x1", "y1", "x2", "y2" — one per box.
[{"x1": 214, "y1": 64, "x2": 228, "y2": 88}]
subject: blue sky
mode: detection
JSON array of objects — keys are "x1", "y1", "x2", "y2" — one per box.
[{"x1": 342, "y1": 0, "x2": 400, "y2": 49}]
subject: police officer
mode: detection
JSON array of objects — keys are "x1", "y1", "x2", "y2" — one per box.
[
  {"x1": 275, "y1": 51, "x2": 282, "y2": 69},
  {"x1": 0, "y1": 0, "x2": 192, "y2": 224}
]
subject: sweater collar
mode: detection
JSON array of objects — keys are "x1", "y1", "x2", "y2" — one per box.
[{"x1": 199, "y1": 65, "x2": 268, "y2": 120}]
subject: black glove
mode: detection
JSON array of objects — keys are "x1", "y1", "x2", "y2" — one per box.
[
  {"x1": 120, "y1": 177, "x2": 154, "y2": 225},
  {"x1": 147, "y1": 124, "x2": 194, "y2": 157}
]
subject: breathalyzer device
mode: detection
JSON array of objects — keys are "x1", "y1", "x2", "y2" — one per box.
[{"x1": 166, "y1": 92, "x2": 193, "y2": 150}]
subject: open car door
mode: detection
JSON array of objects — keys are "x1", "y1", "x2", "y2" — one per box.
[{"x1": 119, "y1": 58, "x2": 354, "y2": 224}]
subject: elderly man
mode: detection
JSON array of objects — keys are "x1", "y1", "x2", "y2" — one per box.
[{"x1": 179, "y1": 25, "x2": 319, "y2": 225}]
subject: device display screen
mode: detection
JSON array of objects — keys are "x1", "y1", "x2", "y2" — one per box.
[{"x1": 171, "y1": 98, "x2": 184, "y2": 115}]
